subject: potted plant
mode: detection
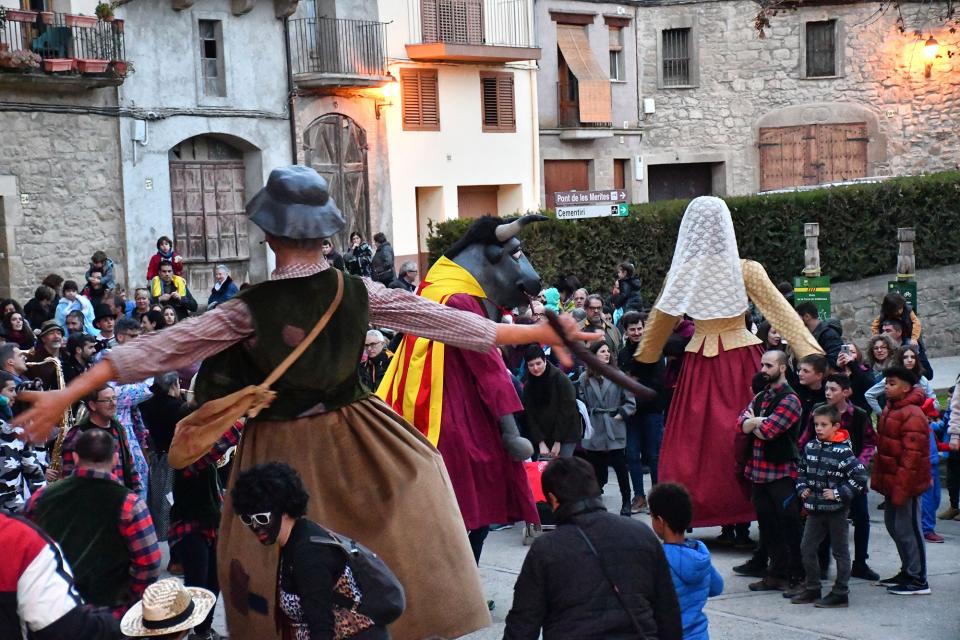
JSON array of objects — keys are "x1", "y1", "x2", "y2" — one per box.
[
  {"x1": 95, "y1": 2, "x2": 116, "y2": 21},
  {"x1": 43, "y1": 58, "x2": 76, "y2": 73},
  {"x1": 77, "y1": 58, "x2": 109, "y2": 73},
  {"x1": 4, "y1": 9, "x2": 38, "y2": 23},
  {"x1": 65, "y1": 14, "x2": 98, "y2": 28},
  {"x1": 110, "y1": 59, "x2": 134, "y2": 77},
  {"x1": 39, "y1": 11, "x2": 55, "y2": 25},
  {"x1": 0, "y1": 49, "x2": 42, "y2": 71}
]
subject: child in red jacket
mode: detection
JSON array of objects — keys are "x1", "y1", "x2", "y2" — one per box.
[{"x1": 870, "y1": 366, "x2": 931, "y2": 595}]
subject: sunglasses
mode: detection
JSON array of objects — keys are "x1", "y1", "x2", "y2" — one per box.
[{"x1": 239, "y1": 511, "x2": 272, "y2": 526}]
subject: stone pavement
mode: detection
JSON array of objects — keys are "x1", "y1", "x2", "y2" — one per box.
[
  {"x1": 200, "y1": 477, "x2": 960, "y2": 639},
  {"x1": 464, "y1": 481, "x2": 960, "y2": 640}
]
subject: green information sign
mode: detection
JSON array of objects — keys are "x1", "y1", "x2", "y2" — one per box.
[
  {"x1": 793, "y1": 275, "x2": 831, "y2": 321},
  {"x1": 617, "y1": 203, "x2": 628, "y2": 217},
  {"x1": 888, "y1": 280, "x2": 918, "y2": 313}
]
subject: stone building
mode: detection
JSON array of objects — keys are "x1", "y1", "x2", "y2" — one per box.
[
  {"x1": 535, "y1": 0, "x2": 644, "y2": 207},
  {"x1": 633, "y1": 0, "x2": 960, "y2": 201},
  {"x1": 0, "y1": 0, "x2": 299, "y2": 301},
  {"x1": 289, "y1": 0, "x2": 542, "y2": 270}
]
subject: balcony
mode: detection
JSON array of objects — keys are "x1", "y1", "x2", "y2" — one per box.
[
  {"x1": 406, "y1": 0, "x2": 540, "y2": 63},
  {"x1": 289, "y1": 17, "x2": 390, "y2": 90},
  {"x1": 556, "y1": 82, "x2": 612, "y2": 138},
  {"x1": 0, "y1": 10, "x2": 129, "y2": 92}
]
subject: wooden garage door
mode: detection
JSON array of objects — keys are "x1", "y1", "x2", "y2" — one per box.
[
  {"x1": 170, "y1": 161, "x2": 249, "y2": 263},
  {"x1": 543, "y1": 160, "x2": 589, "y2": 208},
  {"x1": 759, "y1": 122, "x2": 867, "y2": 191}
]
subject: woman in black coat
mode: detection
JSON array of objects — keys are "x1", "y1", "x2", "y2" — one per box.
[
  {"x1": 370, "y1": 232, "x2": 396, "y2": 286},
  {"x1": 345, "y1": 232, "x2": 373, "y2": 278},
  {"x1": 522, "y1": 345, "x2": 581, "y2": 458}
]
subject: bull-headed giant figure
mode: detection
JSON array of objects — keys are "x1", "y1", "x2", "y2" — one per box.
[{"x1": 378, "y1": 215, "x2": 545, "y2": 562}]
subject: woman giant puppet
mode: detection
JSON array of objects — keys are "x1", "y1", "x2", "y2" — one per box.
[
  {"x1": 634, "y1": 196, "x2": 822, "y2": 527},
  {"x1": 13, "y1": 166, "x2": 593, "y2": 640}
]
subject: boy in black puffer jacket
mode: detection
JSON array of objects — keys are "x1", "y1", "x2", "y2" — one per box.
[{"x1": 790, "y1": 404, "x2": 868, "y2": 609}]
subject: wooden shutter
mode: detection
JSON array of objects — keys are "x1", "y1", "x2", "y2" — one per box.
[
  {"x1": 401, "y1": 68, "x2": 440, "y2": 131},
  {"x1": 480, "y1": 71, "x2": 515, "y2": 132},
  {"x1": 170, "y1": 163, "x2": 206, "y2": 260},
  {"x1": 421, "y1": 0, "x2": 483, "y2": 45}
]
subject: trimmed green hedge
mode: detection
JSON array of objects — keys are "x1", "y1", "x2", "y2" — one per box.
[{"x1": 427, "y1": 171, "x2": 960, "y2": 296}]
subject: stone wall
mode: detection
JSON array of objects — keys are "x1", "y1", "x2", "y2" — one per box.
[
  {"x1": 0, "y1": 88, "x2": 124, "y2": 301},
  {"x1": 832, "y1": 263, "x2": 960, "y2": 358},
  {"x1": 635, "y1": 0, "x2": 960, "y2": 196}
]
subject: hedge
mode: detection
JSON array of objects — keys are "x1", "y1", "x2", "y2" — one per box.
[{"x1": 426, "y1": 171, "x2": 960, "y2": 297}]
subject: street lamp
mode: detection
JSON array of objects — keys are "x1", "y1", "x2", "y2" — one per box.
[{"x1": 923, "y1": 35, "x2": 940, "y2": 78}]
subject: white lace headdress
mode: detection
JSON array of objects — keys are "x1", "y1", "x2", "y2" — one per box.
[{"x1": 655, "y1": 196, "x2": 748, "y2": 320}]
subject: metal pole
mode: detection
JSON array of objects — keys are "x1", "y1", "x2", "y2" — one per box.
[{"x1": 282, "y1": 16, "x2": 298, "y2": 164}]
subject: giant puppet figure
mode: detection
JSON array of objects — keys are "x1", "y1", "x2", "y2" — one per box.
[
  {"x1": 634, "y1": 196, "x2": 823, "y2": 527},
  {"x1": 13, "y1": 167, "x2": 593, "y2": 640},
  {"x1": 378, "y1": 215, "x2": 545, "y2": 561}
]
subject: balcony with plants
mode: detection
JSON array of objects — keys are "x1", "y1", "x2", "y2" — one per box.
[
  {"x1": 289, "y1": 16, "x2": 391, "y2": 90},
  {"x1": 406, "y1": 0, "x2": 540, "y2": 63},
  {"x1": 0, "y1": 3, "x2": 132, "y2": 91}
]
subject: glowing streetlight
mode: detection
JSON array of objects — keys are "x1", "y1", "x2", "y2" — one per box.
[{"x1": 924, "y1": 36, "x2": 940, "y2": 78}]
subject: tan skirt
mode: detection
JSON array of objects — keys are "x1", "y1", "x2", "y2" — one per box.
[{"x1": 218, "y1": 396, "x2": 491, "y2": 640}]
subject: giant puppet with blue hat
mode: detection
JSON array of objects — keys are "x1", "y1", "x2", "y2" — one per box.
[{"x1": 13, "y1": 165, "x2": 596, "y2": 640}]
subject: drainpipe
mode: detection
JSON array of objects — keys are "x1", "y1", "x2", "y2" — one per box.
[{"x1": 282, "y1": 16, "x2": 299, "y2": 164}]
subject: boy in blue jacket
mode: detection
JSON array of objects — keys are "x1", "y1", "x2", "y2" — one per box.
[{"x1": 649, "y1": 482, "x2": 723, "y2": 640}]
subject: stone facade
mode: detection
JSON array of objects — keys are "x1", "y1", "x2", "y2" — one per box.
[
  {"x1": 832, "y1": 263, "x2": 960, "y2": 359},
  {"x1": 635, "y1": 0, "x2": 960, "y2": 199},
  {"x1": 0, "y1": 88, "x2": 124, "y2": 301}
]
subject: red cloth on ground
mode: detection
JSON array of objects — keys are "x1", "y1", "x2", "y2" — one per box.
[
  {"x1": 437, "y1": 294, "x2": 538, "y2": 530},
  {"x1": 658, "y1": 343, "x2": 761, "y2": 528}
]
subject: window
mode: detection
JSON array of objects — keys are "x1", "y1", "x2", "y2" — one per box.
[
  {"x1": 806, "y1": 20, "x2": 837, "y2": 77},
  {"x1": 480, "y1": 72, "x2": 515, "y2": 132},
  {"x1": 608, "y1": 26, "x2": 625, "y2": 81},
  {"x1": 401, "y1": 68, "x2": 440, "y2": 131},
  {"x1": 199, "y1": 20, "x2": 226, "y2": 97},
  {"x1": 661, "y1": 28, "x2": 691, "y2": 87}
]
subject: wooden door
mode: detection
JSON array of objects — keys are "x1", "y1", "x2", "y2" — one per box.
[
  {"x1": 543, "y1": 159, "x2": 589, "y2": 208},
  {"x1": 170, "y1": 160, "x2": 249, "y2": 295},
  {"x1": 303, "y1": 114, "x2": 371, "y2": 251},
  {"x1": 614, "y1": 159, "x2": 626, "y2": 190},
  {"x1": 759, "y1": 122, "x2": 867, "y2": 191}
]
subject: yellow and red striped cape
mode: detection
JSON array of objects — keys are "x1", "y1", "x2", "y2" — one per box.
[{"x1": 376, "y1": 257, "x2": 486, "y2": 445}]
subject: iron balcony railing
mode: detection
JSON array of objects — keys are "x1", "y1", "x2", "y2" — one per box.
[
  {"x1": 289, "y1": 17, "x2": 388, "y2": 78},
  {"x1": 408, "y1": 0, "x2": 537, "y2": 48},
  {"x1": 0, "y1": 12, "x2": 125, "y2": 71}
]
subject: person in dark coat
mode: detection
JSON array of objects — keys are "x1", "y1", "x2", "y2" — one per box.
[
  {"x1": 321, "y1": 238, "x2": 346, "y2": 271},
  {"x1": 207, "y1": 265, "x2": 239, "y2": 309},
  {"x1": 344, "y1": 232, "x2": 373, "y2": 277},
  {"x1": 388, "y1": 261, "x2": 419, "y2": 293},
  {"x1": 503, "y1": 457, "x2": 683, "y2": 640},
  {"x1": 610, "y1": 261, "x2": 644, "y2": 313},
  {"x1": 797, "y1": 302, "x2": 843, "y2": 368},
  {"x1": 23, "y1": 285, "x2": 57, "y2": 331},
  {"x1": 521, "y1": 345, "x2": 581, "y2": 458},
  {"x1": 370, "y1": 232, "x2": 396, "y2": 285},
  {"x1": 358, "y1": 330, "x2": 392, "y2": 392}
]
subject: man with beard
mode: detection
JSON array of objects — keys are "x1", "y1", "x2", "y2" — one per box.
[
  {"x1": 737, "y1": 350, "x2": 803, "y2": 592},
  {"x1": 26, "y1": 320, "x2": 66, "y2": 391},
  {"x1": 62, "y1": 334, "x2": 97, "y2": 385}
]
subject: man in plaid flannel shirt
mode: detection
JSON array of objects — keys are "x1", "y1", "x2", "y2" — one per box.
[
  {"x1": 26, "y1": 428, "x2": 160, "y2": 617},
  {"x1": 738, "y1": 350, "x2": 804, "y2": 592}
]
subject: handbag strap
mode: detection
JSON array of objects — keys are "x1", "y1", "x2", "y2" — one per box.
[
  {"x1": 575, "y1": 525, "x2": 648, "y2": 640},
  {"x1": 261, "y1": 269, "x2": 344, "y2": 389}
]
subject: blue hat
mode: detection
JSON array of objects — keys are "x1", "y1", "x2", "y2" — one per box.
[{"x1": 246, "y1": 165, "x2": 345, "y2": 239}]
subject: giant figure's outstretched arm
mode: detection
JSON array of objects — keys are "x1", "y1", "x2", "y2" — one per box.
[
  {"x1": 741, "y1": 260, "x2": 822, "y2": 359},
  {"x1": 634, "y1": 306, "x2": 681, "y2": 363}
]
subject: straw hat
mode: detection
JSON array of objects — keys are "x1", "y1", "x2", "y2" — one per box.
[{"x1": 120, "y1": 578, "x2": 216, "y2": 637}]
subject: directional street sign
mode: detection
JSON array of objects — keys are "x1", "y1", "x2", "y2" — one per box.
[{"x1": 554, "y1": 190, "x2": 628, "y2": 220}]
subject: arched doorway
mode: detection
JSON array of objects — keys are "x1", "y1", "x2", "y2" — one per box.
[
  {"x1": 302, "y1": 114, "x2": 371, "y2": 252},
  {"x1": 168, "y1": 135, "x2": 250, "y2": 299}
]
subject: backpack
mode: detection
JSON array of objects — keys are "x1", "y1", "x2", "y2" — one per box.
[{"x1": 309, "y1": 531, "x2": 406, "y2": 626}]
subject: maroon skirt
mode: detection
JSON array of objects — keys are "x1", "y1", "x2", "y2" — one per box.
[{"x1": 658, "y1": 344, "x2": 762, "y2": 528}]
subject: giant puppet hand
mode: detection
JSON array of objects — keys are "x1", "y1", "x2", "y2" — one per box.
[
  {"x1": 499, "y1": 414, "x2": 534, "y2": 461},
  {"x1": 494, "y1": 312, "x2": 600, "y2": 369}
]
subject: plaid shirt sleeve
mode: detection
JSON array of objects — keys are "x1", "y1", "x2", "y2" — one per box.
[
  {"x1": 117, "y1": 494, "x2": 160, "y2": 602},
  {"x1": 182, "y1": 422, "x2": 243, "y2": 479},
  {"x1": 756, "y1": 393, "x2": 801, "y2": 441}
]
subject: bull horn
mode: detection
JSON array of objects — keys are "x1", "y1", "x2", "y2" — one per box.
[{"x1": 494, "y1": 214, "x2": 548, "y2": 243}]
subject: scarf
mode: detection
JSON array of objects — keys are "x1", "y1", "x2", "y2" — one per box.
[{"x1": 376, "y1": 257, "x2": 486, "y2": 445}]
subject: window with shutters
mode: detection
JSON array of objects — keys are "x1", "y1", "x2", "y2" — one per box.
[
  {"x1": 480, "y1": 71, "x2": 515, "y2": 133},
  {"x1": 199, "y1": 20, "x2": 226, "y2": 97},
  {"x1": 401, "y1": 68, "x2": 440, "y2": 131},
  {"x1": 420, "y1": 0, "x2": 484, "y2": 46},
  {"x1": 805, "y1": 20, "x2": 837, "y2": 77},
  {"x1": 608, "y1": 26, "x2": 624, "y2": 81},
  {"x1": 661, "y1": 28, "x2": 691, "y2": 87}
]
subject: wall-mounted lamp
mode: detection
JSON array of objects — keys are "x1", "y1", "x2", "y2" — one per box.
[
  {"x1": 375, "y1": 75, "x2": 399, "y2": 120},
  {"x1": 923, "y1": 35, "x2": 940, "y2": 78}
]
